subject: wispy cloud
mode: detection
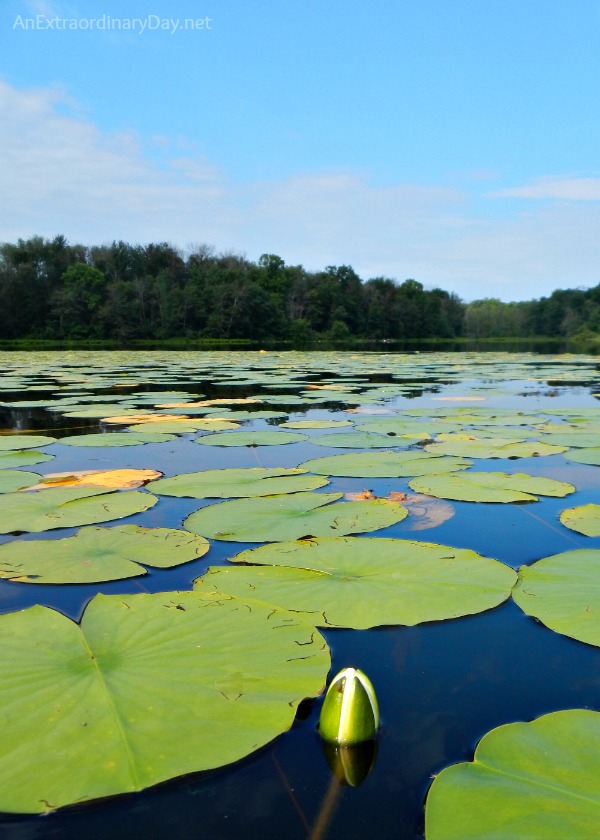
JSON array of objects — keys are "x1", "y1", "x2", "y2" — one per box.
[
  {"x1": 493, "y1": 176, "x2": 600, "y2": 201},
  {"x1": 1, "y1": 81, "x2": 599, "y2": 302}
]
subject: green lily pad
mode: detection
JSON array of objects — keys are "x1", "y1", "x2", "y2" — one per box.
[
  {"x1": 0, "y1": 487, "x2": 157, "y2": 533},
  {"x1": 0, "y1": 435, "x2": 57, "y2": 451},
  {"x1": 309, "y1": 432, "x2": 415, "y2": 448},
  {"x1": 281, "y1": 419, "x2": 353, "y2": 429},
  {"x1": 559, "y1": 504, "x2": 600, "y2": 536},
  {"x1": 563, "y1": 448, "x2": 600, "y2": 466},
  {"x1": 0, "y1": 525, "x2": 210, "y2": 583},
  {"x1": 513, "y1": 549, "x2": 600, "y2": 646},
  {"x1": 0, "y1": 590, "x2": 329, "y2": 813},
  {"x1": 58, "y1": 432, "x2": 175, "y2": 447},
  {"x1": 0, "y1": 450, "x2": 54, "y2": 469},
  {"x1": 299, "y1": 451, "x2": 472, "y2": 477},
  {"x1": 409, "y1": 471, "x2": 575, "y2": 502},
  {"x1": 184, "y1": 492, "x2": 408, "y2": 542},
  {"x1": 425, "y1": 436, "x2": 567, "y2": 459},
  {"x1": 149, "y1": 467, "x2": 329, "y2": 498},
  {"x1": 425, "y1": 709, "x2": 600, "y2": 840},
  {"x1": 194, "y1": 536, "x2": 516, "y2": 629},
  {"x1": 195, "y1": 431, "x2": 308, "y2": 447},
  {"x1": 127, "y1": 421, "x2": 211, "y2": 434},
  {"x1": 0, "y1": 470, "x2": 42, "y2": 493}
]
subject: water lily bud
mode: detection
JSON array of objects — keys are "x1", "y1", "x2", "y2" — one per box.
[{"x1": 319, "y1": 667, "x2": 379, "y2": 745}]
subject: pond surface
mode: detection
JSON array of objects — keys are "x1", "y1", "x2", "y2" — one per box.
[{"x1": 0, "y1": 350, "x2": 599, "y2": 840}]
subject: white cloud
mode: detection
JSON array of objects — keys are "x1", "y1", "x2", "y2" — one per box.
[
  {"x1": 493, "y1": 176, "x2": 600, "y2": 201},
  {"x1": 1, "y1": 81, "x2": 599, "y2": 302}
]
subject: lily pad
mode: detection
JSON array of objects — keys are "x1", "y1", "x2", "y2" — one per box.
[
  {"x1": 409, "y1": 471, "x2": 575, "y2": 502},
  {"x1": 0, "y1": 470, "x2": 42, "y2": 493},
  {"x1": 425, "y1": 709, "x2": 600, "y2": 839},
  {"x1": 299, "y1": 451, "x2": 472, "y2": 477},
  {"x1": 0, "y1": 487, "x2": 157, "y2": 533},
  {"x1": 26, "y1": 469, "x2": 162, "y2": 491},
  {"x1": 563, "y1": 448, "x2": 600, "y2": 466},
  {"x1": 195, "y1": 431, "x2": 308, "y2": 447},
  {"x1": 281, "y1": 419, "x2": 352, "y2": 429},
  {"x1": 559, "y1": 504, "x2": 600, "y2": 536},
  {"x1": 0, "y1": 525, "x2": 210, "y2": 583},
  {"x1": 513, "y1": 549, "x2": 600, "y2": 646},
  {"x1": 58, "y1": 432, "x2": 175, "y2": 447},
  {"x1": 184, "y1": 492, "x2": 408, "y2": 542},
  {"x1": 425, "y1": 436, "x2": 567, "y2": 459},
  {"x1": 0, "y1": 450, "x2": 54, "y2": 469},
  {"x1": 0, "y1": 435, "x2": 57, "y2": 451},
  {"x1": 195, "y1": 536, "x2": 516, "y2": 628},
  {"x1": 149, "y1": 467, "x2": 329, "y2": 498},
  {"x1": 309, "y1": 432, "x2": 414, "y2": 448},
  {"x1": 0, "y1": 590, "x2": 329, "y2": 812}
]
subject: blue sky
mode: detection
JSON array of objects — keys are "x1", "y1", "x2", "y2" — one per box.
[{"x1": 1, "y1": 0, "x2": 599, "y2": 301}]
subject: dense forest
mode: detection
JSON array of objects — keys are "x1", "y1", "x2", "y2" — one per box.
[{"x1": 1, "y1": 235, "x2": 599, "y2": 343}]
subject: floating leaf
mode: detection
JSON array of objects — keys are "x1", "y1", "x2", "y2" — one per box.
[
  {"x1": 559, "y1": 504, "x2": 600, "y2": 536},
  {"x1": 101, "y1": 413, "x2": 191, "y2": 425},
  {"x1": 25, "y1": 469, "x2": 163, "y2": 491},
  {"x1": 563, "y1": 447, "x2": 600, "y2": 466},
  {"x1": 0, "y1": 470, "x2": 41, "y2": 493},
  {"x1": 0, "y1": 435, "x2": 56, "y2": 451},
  {"x1": 0, "y1": 591, "x2": 329, "y2": 812},
  {"x1": 195, "y1": 431, "x2": 308, "y2": 447},
  {"x1": 425, "y1": 436, "x2": 567, "y2": 459},
  {"x1": 0, "y1": 450, "x2": 54, "y2": 469},
  {"x1": 409, "y1": 471, "x2": 575, "y2": 502},
  {"x1": 281, "y1": 419, "x2": 353, "y2": 429},
  {"x1": 299, "y1": 451, "x2": 471, "y2": 477},
  {"x1": 58, "y1": 432, "x2": 175, "y2": 447},
  {"x1": 0, "y1": 525, "x2": 209, "y2": 583},
  {"x1": 149, "y1": 467, "x2": 328, "y2": 498},
  {"x1": 0, "y1": 487, "x2": 157, "y2": 533},
  {"x1": 184, "y1": 492, "x2": 408, "y2": 542},
  {"x1": 513, "y1": 549, "x2": 600, "y2": 646},
  {"x1": 425, "y1": 709, "x2": 600, "y2": 840},
  {"x1": 195, "y1": 536, "x2": 516, "y2": 628},
  {"x1": 309, "y1": 432, "x2": 415, "y2": 449}
]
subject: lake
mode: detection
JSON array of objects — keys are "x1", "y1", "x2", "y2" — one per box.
[{"x1": 0, "y1": 350, "x2": 599, "y2": 840}]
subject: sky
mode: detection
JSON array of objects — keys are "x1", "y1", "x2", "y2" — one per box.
[{"x1": 1, "y1": 0, "x2": 599, "y2": 302}]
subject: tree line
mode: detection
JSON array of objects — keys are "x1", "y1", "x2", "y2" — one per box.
[{"x1": 1, "y1": 235, "x2": 599, "y2": 343}]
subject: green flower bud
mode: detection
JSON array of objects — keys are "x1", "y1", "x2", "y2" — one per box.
[{"x1": 319, "y1": 667, "x2": 379, "y2": 745}]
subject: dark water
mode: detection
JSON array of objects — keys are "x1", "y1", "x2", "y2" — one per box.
[{"x1": 0, "y1": 351, "x2": 599, "y2": 840}]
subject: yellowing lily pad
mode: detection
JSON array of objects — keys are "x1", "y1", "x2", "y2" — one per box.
[
  {"x1": 184, "y1": 492, "x2": 408, "y2": 542},
  {"x1": 425, "y1": 709, "x2": 600, "y2": 840},
  {"x1": 0, "y1": 591, "x2": 329, "y2": 812},
  {"x1": 195, "y1": 536, "x2": 516, "y2": 628},
  {"x1": 409, "y1": 471, "x2": 575, "y2": 502},
  {"x1": 559, "y1": 504, "x2": 600, "y2": 536},
  {"x1": 0, "y1": 525, "x2": 209, "y2": 583},
  {"x1": 25, "y1": 469, "x2": 163, "y2": 491}
]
